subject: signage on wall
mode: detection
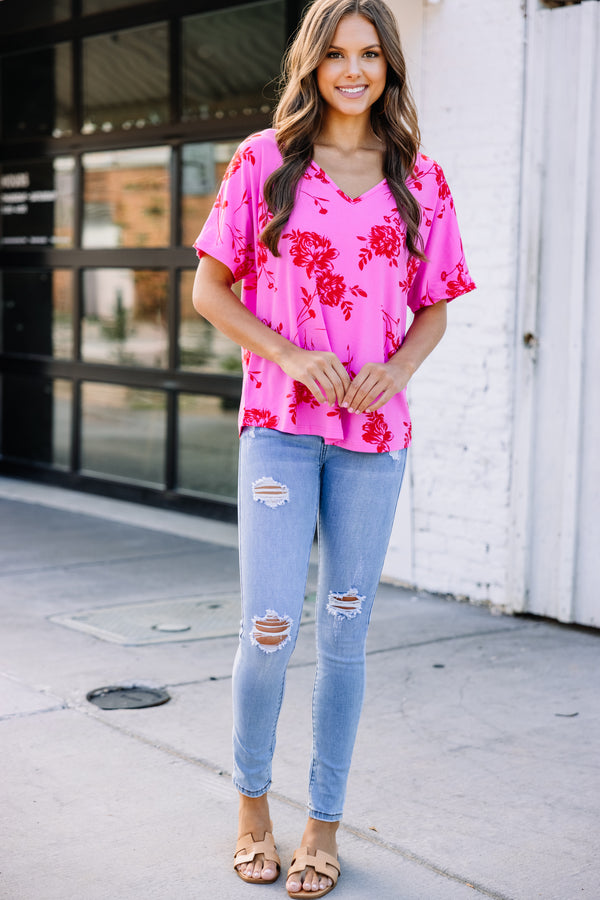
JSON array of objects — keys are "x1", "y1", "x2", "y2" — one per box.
[{"x1": 0, "y1": 159, "x2": 73, "y2": 247}]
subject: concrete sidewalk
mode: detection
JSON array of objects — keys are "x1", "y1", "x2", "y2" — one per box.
[{"x1": 0, "y1": 476, "x2": 597, "y2": 900}]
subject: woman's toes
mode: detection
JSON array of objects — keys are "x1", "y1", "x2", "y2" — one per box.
[
  {"x1": 304, "y1": 868, "x2": 319, "y2": 891},
  {"x1": 262, "y1": 861, "x2": 277, "y2": 880},
  {"x1": 251, "y1": 860, "x2": 264, "y2": 878},
  {"x1": 287, "y1": 874, "x2": 302, "y2": 892}
]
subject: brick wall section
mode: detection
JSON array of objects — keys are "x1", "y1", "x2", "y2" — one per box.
[{"x1": 403, "y1": 1, "x2": 526, "y2": 605}]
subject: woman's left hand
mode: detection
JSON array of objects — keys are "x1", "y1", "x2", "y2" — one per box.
[{"x1": 341, "y1": 360, "x2": 412, "y2": 414}]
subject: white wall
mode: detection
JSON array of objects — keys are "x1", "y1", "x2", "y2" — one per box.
[{"x1": 383, "y1": 0, "x2": 526, "y2": 607}]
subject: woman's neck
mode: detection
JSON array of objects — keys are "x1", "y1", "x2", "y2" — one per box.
[{"x1": 316, "y1": 110, "x2": 380, "y2": 154}]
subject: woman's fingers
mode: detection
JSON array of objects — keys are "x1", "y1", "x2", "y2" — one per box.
[
  {"x1": 342, "y1": 363, "x2": 408, "y2": 413},
  {"x1": 279, "y1": 348, "x2": 351, "y2": 406}
]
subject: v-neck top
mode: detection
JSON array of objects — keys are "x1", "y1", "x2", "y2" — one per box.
[
  {"x1": 307, "y1": 160, "x2": 387, "y2": 203},
  {"x1": 194, "y1": 128, "x2": 475, "y2": 452}
]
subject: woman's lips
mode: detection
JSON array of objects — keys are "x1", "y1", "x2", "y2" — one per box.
[{"x1": 336, "y1": 85, "x2": 368, "y2": 97}]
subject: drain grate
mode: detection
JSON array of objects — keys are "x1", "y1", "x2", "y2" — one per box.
[
  {"x1": 87, "y1": 685, "x2": 170, "y2": 709},
  {"x1": 50, "y1": 592, "x2": 315, "y2": 645}
]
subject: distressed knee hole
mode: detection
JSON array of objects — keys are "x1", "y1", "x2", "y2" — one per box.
[
  {"x1": 250, "y1": 609, "x2": 293, "y2": 653},
  {"x1": 252, "y1": 476, "x2": 289, "y2": 508},
  {"x1": 327, "y1": 589, "x2": 365, "y2": 619}
]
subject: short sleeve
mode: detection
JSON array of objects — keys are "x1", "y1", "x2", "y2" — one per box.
[
  {"x1": 407, "y1": 162, "x2": 476, "y2": 312},
  {"x1": 193, "y1": 137, "x2": 257, "y2": 283}
]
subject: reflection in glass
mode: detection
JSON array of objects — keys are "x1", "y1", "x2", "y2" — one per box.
[
  {"x1": 0, "y1": 157, "x2": 75, "y2": 248},
  {"x1": 1, "y1": 43, "x2": 73, "y2": 139},
  {"x1": 82, "y1": 147, "x2": 170, "y2": 248},
  {"x1": 1, "y1": 375, "x2": 71, "y2": 468},
  {"x1": 0, "y1": 269, "x2": 73, "y2": 358},
  {"x1": 81, "y1": 383, "x2": 165, "y2": 486},
  {"x1": 181, "y1": 141, "x2": 239, "y2": 247},
  {"x1": 178, "y1": 394, "x2": 238, "y2": 501},
  {"x1": 82, "y1": 269, "x2": 168, "y2": 368},
  {"x1": 182, "y1": 1, "x2": 284, "y2": 125},
  {"x1": 0, "y1": 1, "x2": 70, "y2": 31},
  {"x1": 83, "y1": 0, "x2": 148, "y2": 12},
  {"x1": 83, "y1": 24, "x2": 168, "y2": 134},
  {"x1": 178, "y1": 270, "x2": 242, "y2": 374}
]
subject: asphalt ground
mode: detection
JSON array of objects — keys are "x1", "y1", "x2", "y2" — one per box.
[{"x1": 0, "y1": 476, "x2": 598, "y2": 900}]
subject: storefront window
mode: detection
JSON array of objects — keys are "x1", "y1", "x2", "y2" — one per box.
[
  {"x1": 82, "y1": 147, "x2": 170, "y2": 248},
  {"x1": 1, "y1": 43, "x2": 73, "y2": 140},
  {"x1": 82, "y1": 268, "x2": 168, "y2": 368},
  {"x1": 178, "y1": 269, "x2": 241, "y2": 374},
  {"x1": 82, "y1": 23, "x2": 169, "y2": 134},
  {"x1": 1, "y1": 157, "x2": 75, "y2": 249},
  {"x1": 0, "y1": 269, "x2": 73, "y2": 359},
  {"x1": 182, "y1": 1, "x2": 284, "y2": 125},
  {"x1": 80, "y1": 383, "x2": 166, "y2": 485},
  {"x1": 0, "y1": 374, "x2": 71, "y2": 467},
  {"x1": 181, "y1": 141, "x2": 239, "y2": 247},
  {"x1": 178, "y1": 394, "x2": 238, "y2": 500}
]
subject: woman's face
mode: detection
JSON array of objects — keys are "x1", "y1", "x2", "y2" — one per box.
[{"x1": 316, "y1": 14, "x2": 387, "y2": 120}]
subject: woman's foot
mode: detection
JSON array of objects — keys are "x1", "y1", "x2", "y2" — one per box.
[
  {"x1": 235, "y1": 793, "x2": 279, "y2": 882},
  {"x1": 286, "y1": 818, "x2": 339, "y2": 894}
]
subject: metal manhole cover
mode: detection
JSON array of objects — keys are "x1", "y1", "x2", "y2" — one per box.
[
  {"x1": 87, "y1": 685, "x2": 170, "y2": 709},
  {"x1": 50, "y1": 592, "x2": 315, "y2": 645}
]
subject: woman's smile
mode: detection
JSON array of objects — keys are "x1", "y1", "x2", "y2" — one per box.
[{"x1": 336, "y1": 85, "x2": 368, "y2": 97}]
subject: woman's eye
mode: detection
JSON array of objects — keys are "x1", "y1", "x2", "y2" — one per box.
[
  {"x1": 364, "y1": 51, "x2": 379, "y2": 58},
  {"x1": 326, "y1": 51, "x2": 342, "y2": 59}
]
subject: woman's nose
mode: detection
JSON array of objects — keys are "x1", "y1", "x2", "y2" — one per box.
[{"x1": 343, "y1": 55, "x2": 362, "y2": 77}]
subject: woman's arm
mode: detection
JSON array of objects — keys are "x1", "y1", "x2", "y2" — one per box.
[
  {"x1": 192, "y1": 255, "x2": 350, "y2": 406},
  {"x1": 341, "y1": 299, "x2": 448, "y2": 414}
]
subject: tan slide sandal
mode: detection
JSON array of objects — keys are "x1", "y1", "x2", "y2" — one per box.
[
  {"x1": 286, "y1": 847, "x2": 340, "y2": 898},
  {"x1": 234, "y1": 831, "x2": 281, "y2": 884}
]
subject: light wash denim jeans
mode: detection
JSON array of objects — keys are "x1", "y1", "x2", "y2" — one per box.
[{"x1": 232, "y1": 426, "x2": 407, "y2": 821}]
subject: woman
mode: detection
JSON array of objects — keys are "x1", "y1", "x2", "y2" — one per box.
[{"x1": 192, "y1": 1, "x2": 475, "y2": 896}]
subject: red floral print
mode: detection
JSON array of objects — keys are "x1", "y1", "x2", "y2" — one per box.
[
  {"x1": 399, "y1": 255, "x2": 420, "y2": 293},
  {"x1": 362, "y1": 411, "x2": 394, "y2": 453},
  {"x1": 256, "y1": 241, "x2": 275, "y2": 289},
  {"x1": 309, "y1": 165, "x2": 330, "y2": 186},
  {"x1": 222, "y1": 144, "x2": 256, "y2": 181},
  {"x1": 242, "y1": 408, "x2": 279, "y2": 428},
  {"x1": 283, "y1": 229, "x2": 339, "y2": 278},
  {"x1": 382, "y1": 309, "x2": 403, "y2": 356},
  {"x1": 303, "y1": 189, "x2": 330, "y2": 215},
  {"x1": 433, "y1": 161, "x2": 452, "y2": 202},
  {"x1": 287, "y1": 380, "x2": 320, "y2": 423},
  {"x1": 296, "y1": 286, "x2": 318, "y2": 332},
  {"x1": 315, "y1": 269, "x2": 347, "y2": 307},
  {"x1": 284, "y1": 229, "x2": 355, "y2": 322},
  {"x1": 358, "y1": 214, "x2": 406, "y2": 269},
  {"x1": 442, "y1": 261, "x2": 475, "y2": 299}
]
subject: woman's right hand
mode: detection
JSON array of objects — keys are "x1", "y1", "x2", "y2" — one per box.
[{"x1": 276, "y1": 346, "x2": 351, "y2": 407}]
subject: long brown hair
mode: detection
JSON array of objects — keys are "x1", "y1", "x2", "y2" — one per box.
[{"x1": 260, "y1": 0, "x2": 425, "y2": 260}]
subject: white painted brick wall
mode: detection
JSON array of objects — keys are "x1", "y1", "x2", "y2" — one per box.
[{"x1": 384, "y1": 0, "x2": 526, "y2": 607}]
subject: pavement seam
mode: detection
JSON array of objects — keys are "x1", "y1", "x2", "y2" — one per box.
[
  {"x1": 162, "y1": 626, "x2": 527, "y2": 686},
  {"x1": 0, "y1": 704, "x2": 68, "y2": 722},
  {"x1": 363, "y1": 624, "x2": 527, "y2": 657},
  {"x1": 73, "y1": 703, "x2": 511, "y2": 900},
  {"x1": 0, "y1": 547, "x2": 217, "y2": 580}
]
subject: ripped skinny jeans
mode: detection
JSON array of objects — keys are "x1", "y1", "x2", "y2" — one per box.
[{"x1": 232, "y1": 426, "x2": 406, "y2": 822}]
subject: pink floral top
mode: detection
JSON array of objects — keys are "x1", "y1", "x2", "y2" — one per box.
[{"x1": 194, "y1": 128, "x2": 475, "y2": 452}]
